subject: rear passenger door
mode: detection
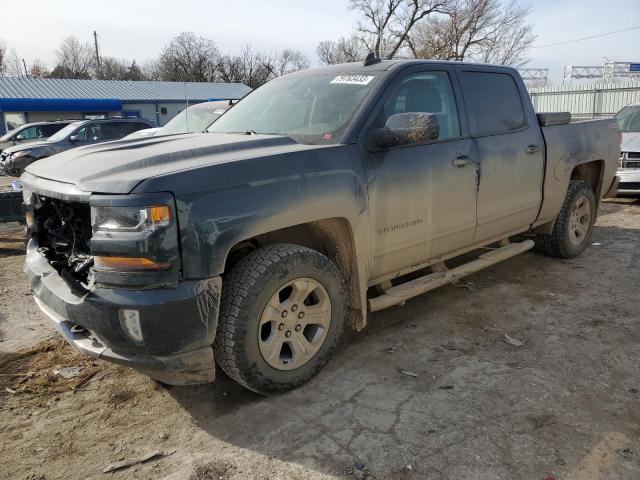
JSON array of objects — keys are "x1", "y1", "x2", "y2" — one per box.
[{"x1": 457, "y1": 67, "x2": 545, "y2": 242}]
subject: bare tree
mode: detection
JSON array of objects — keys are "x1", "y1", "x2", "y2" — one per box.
[
  {"x1": 218, "y1": 45, "x2": 274, "y2": 88},
  {"x1": 350, "y1": 0, "x2": 449, "y2": 59},
  {"x1": 317, "y1": 36, "x2": 368, "y2": 64},
  {"x1": 409, "y1": 0, "x2": 535, "y2": 66},
  {"x1": 275, "y1": 49, "x2": 310, "y2": 76},
  {"x1": 51, "y1": 35, "x2": 94, "y2": 79},
  {"x1": 216, "y1": 45, "x2": 308, "y2": 88},
  {"x1": 141, "y1": 59, "x2": 162, "y2": 81},
  {"x1": 4, "y1": 48, "x2": 24, "y2": 77},
  {"x1": 475, "y1": 0, "x2": 535, "y2": 67},
  {"x1": 29, "y1": 59, "x2": 49, "y2": 78},
  {"x1": 99, "y1": 56, "x2": 128, "y2": 80},
  {"x1": 0, "y1": 40, "x2": 6, "y2": 76},
  {"x1": 125, "y1": 60, "x2": 145, "y2": 81},
  {"x1": 157, "y1": 32, "x2": 220, "y2": 82}
]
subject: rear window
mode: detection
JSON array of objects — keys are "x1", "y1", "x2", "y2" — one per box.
[{"x1": 460, "y1": 71, "x2": 526, "y2": 137}]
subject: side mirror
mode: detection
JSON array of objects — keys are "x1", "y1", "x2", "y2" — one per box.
[
  {"x1": 367, "y1": 112, "x2": 439, "y2": 151},
  {"x1": 15, "y1": 134, "x2": 25, "y2": 141},
  {"x1": 69, "y1": 135, "x2": 79, "y2": 142}
]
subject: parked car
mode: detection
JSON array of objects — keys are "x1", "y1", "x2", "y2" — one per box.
[
  {"x1": 614, "y1": 102, "x2": 640, "y2": 194},
  {"x1": 1, "y1": 118, "x2": 153, "y2": 176},
  {"x1": 0, "y1": 120, "x2": 74, "y2": 154},
  {"x1": 122, "y1": 101, "x2": 231, "y2": 140},
  {"x1": 21, "y1": 59, "x2": 619, "y2": 394}
]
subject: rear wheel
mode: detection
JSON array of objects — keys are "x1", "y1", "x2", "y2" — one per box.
[
  {"x1": 214, "y1": 244, "x2": 346, "y2": 394},
  {"x1": 536, "y1": 180, "x2": 596, "y2": 258}
]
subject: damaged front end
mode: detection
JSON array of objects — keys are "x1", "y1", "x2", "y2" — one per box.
[
  {"x1": 21, "y1": 179, "x2": 220, "y2": 385},
  {"x1": 30, "y1": 196, "x2": 95, "y2": 291}
]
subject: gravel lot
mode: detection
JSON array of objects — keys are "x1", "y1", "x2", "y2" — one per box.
[{"x1": 1, "y1": 199, "x2": 639, "y2": 480}]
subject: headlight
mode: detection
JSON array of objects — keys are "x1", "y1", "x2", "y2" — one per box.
[
  {"x1": 11, "y1": 150, "x2": 31, "y2": 158},
  {"x1": 91, "y1": 204, "x2": 171, "y2": 233},
  {"x1": 89, "y1": 194, "x2": 181, "y2": 281}
]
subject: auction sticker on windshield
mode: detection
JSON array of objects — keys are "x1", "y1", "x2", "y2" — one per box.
[{"x1": 331, "y1": 75, "x2": 374, "y2": 85}]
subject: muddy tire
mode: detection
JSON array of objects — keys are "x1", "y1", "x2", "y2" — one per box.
[
  {"x1": 536, "y1": 180, "x2": 596, "y2": 259},
  {"x1": 214, "y1": 244, "x2": 346, "y2": 394}
]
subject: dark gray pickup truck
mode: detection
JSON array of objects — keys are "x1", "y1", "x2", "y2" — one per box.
[{"x1": 21, "y1": 59, "x2": 620, "y2": 394}]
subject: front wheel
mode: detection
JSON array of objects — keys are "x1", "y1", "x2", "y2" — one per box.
[
  {"x1": 214, "y1": 244, "x2": 346, "y2": 394},
  {"x1": 536, "y1": 180, "x2": 596, "y2": 258}
]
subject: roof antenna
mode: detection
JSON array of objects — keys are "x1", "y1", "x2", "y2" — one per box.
[{"x1": 363, "y1": 52, "x2": 381, "y2": 67}]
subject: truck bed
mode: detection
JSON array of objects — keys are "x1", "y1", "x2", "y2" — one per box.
[{"x1": 534, "y1": 117, "x2": 620, "y2": 229}]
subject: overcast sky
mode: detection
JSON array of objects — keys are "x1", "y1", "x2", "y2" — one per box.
[{"x1": 2, "y1": 0, "x2": 639, "y2": 83}]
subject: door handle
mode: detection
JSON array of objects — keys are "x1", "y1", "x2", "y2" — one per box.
[
  {"x1": 525, "y1": 145, "x2": 540, "y2": 154},
  {"x1": 452, "y1": 156, "x2": 474, "y2": 167}
]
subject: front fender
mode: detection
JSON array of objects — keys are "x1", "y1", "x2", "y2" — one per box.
[{"x1": 137, "y1": 144, "x2": 370, "y2": 283}]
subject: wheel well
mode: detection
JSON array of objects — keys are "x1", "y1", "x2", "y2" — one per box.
[
  {"x1": 224, "y1": 218, "x2": 365, "y2": 330},
  {"x1": 570, "y1": 160, "x2": 604, "y2": 199}
]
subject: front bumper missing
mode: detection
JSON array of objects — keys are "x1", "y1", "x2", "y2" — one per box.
[
  {"x1": 34, "y1": 296, "x2": 216, "y2": 385},
  {"x1": 24, "y1": 239, "x2": 221, "y2": 385}
]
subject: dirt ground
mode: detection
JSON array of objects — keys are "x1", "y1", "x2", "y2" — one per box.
[{"x1": 1, "y1": 199, "x2": 639, "y2": 480}]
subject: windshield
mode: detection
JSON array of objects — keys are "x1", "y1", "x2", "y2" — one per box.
[
  {"x1": 207, "y1": 72, "x2": 379, "y2": 144},
  {"x1": 47, "y1": 122, "x2": 83, "y2": 142},
  {"x1": 615, "y1": 105, "x2": 640, "y2": 132},
  {"x1": 159, "y1": 104, "x2": 227, "y2": 135}
]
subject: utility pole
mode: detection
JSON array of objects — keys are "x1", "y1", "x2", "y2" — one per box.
[
  {"x1": 93, "y1": 30, "x2": 101, "y2": 78},
  {"x1": 22, "y1": 58, "x2": 28, "y2": 77}
]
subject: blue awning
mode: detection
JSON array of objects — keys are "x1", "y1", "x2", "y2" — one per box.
[{"x1": 0, "y1": 98, "x2": 122, "y2": 112}]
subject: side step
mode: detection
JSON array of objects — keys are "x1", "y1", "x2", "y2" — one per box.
[{"x1": 368, "y1": 240, "x2": 535, "y2": 312}]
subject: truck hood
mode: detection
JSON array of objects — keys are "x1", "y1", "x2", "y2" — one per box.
[
  {"x1": 23, "y1": 133, "x2": 324, "y2": 194},
  {"x1": 621, "y1": 132, "x2": 640, "y2": 153}
]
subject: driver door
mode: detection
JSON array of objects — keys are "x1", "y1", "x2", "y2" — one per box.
[{"x1": 364, "y1": 67, "x2": 479, "y2": 282}]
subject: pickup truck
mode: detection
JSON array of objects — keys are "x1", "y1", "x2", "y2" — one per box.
[{"x1": 21, "y1": 58, "x2": 620, "y2": 394}]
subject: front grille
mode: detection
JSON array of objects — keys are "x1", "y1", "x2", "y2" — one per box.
[
  {"x1": 624, "y1": 161, "x2": 640, "y2": 169},
  {"x1": 619, "y1": 182, "x2": 640, "y2": 190},
  {"x1": 628, "y1": 152, "x2": 640, "y2": 159},
  {"x1": 33, "y1": 196, "x2": 94, "y2": 289}
]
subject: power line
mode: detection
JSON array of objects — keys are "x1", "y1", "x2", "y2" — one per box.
[{"x1": 531, "y1": 25, "x2": 640, "y2": 49}]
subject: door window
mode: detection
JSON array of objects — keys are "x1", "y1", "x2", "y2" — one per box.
[
  {"x1": 16, "y1": 126, "x2": 42, "y2": 140},
  {"x1": 74, "y1": 124, "x2": 101, "y2": 141},
  {"x1": 378, "y1": 71, "x2": 461, "y2": 141},
  {"x1": 459, "y1": 71, "x2": 526, "y2": 137}
]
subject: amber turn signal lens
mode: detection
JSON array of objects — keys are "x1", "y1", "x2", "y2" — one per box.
[
  {"x1": 149, "y1": 205, "x2": 171, "y2": 225},
  {"x1": 25, "y1": 211, "x2": 34, "y2": 225},
  {"x1": 94, "y1": 256, "x2": 171, "y2": 271}
]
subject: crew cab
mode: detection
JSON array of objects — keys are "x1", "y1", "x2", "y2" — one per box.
[{"x1": 21, "y1": 59, "x2": 620, "y2": 394}]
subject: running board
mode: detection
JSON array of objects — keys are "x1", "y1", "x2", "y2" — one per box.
[{"x1": 368, "y1": 240, "x2": 535, "y2": 312}]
